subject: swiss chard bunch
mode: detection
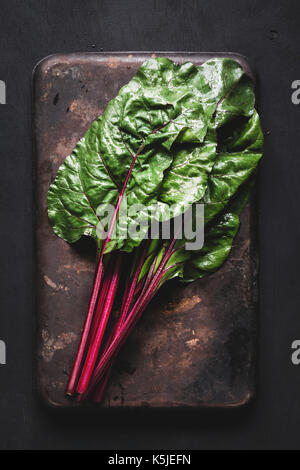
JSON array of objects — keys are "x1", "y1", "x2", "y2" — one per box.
[{"x1": 47, "y1": 57, "x2": 263, "y2": 402}]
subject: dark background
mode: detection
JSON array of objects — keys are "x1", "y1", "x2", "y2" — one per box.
[{"x1": 0, "y1": 0, "x2": 299, "y2": 450}]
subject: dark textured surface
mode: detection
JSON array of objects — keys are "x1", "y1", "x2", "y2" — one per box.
[
  {"x1": 34, "y1": 53, "x2": 257, "y2": 409},
  {"x1": 0, "y1": 0, "x2": 300, "y2": 450}
]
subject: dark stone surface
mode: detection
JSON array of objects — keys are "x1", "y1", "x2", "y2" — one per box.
[
  {"x1": 34, "y1": 53, "x2": 257, "y2": 409},
  {"x1": 0, "y1": 0, "x2": 299, "y2": 450}
]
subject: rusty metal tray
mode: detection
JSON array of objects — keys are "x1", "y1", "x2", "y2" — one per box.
[{"x1": 33, "y1": 52, "x2": 258, "y2": 408}]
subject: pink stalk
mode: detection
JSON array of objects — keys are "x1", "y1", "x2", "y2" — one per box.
[
  {"x1": 89, "y1": 239, "x2": 177, "y2": 393},
  {"x1": 86, "y1": 272, "x2": 114, "y2": 403},
  {"x1": 65, "y1": 260, "x2": 104, "y2": 396},
  {"x1": 76, "y1": 252, "x2": 123, "y2": 397},
  {"x1": 117, "y1": 240, "x2": 150, "y2": 325},
  {"x1": 138, "y1": 253, "x2": 158, "y2": 299},
  {"x1": 89, "y1": 263, "x2": 113, "y2": 342},
  {"x1": 93, "y1": 240, "x2": 150, "y2": 402},
  {"x1": 92, "y1": 283, "x2": 129, "y2": 403},
  {"x1": 133, "y1": 279, "x2": 143, "y2": 298},
  {"x1": 93, "y1": 369, "x2": 112, "y2": 403},
  {"x1": 89, "y1": 271, "x2": 164, "y2": 394}
]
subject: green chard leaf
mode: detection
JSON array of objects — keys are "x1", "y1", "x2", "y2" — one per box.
[
  {"x1": 180, "y1": 179, "x2": 255, "y2": 282},
  {"x1": 47, "y1": 57, "x2": 263, "y2": 279},
  {"x1": 162, "y1": 110, "x2": 263, "y2": 283}
]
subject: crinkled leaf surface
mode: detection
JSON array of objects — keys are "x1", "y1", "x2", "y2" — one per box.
[
  {"x1": 47, "y1": 57, "x2": 262, "y2": 264},
  {"x1": 180, "y1": 178, "x2": 255, "y2": 282},
  {"x1": 163, "y1": 110, "x2": 263, "y2": 283}
]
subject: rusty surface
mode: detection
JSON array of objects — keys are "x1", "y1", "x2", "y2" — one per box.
[{"x1": 33, "y1": 52, "x2": 258, "y2": 408}]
